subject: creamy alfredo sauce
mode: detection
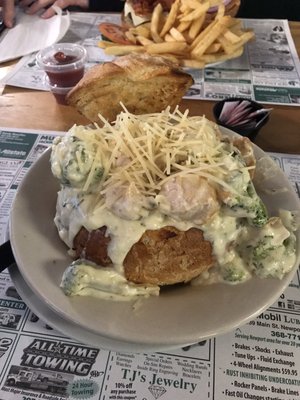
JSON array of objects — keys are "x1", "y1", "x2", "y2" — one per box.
[
  {"x1": 56, "y1": 188, "x2": 297, "y2": 299},
  {"x1": 51, "y1": 110, "x2": 298, "y2": 300},
  {"x1": 56, "y1": 188, "x2": 195, "y2": 299}
]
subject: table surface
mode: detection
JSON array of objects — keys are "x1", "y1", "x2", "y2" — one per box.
[{"x1": 0, "y1": 21, "x2": 300, "y2": 154}]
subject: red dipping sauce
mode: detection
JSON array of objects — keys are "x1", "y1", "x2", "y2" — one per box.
[
  {"x1": 36, "y1": 43, "x2": 87, "y2": 88},
  {"x1": 54, "y1": 51, "x2": 77, "y2": 64},
  {"x1": 52, "y1": 92, "x2": 68, "y2": 105},
  {"x1": 50, "y1": 86, "x2": 72, "y2": 105},
  {"x1": 45, "y1": 51, "x2": 85, "y2": 87}
]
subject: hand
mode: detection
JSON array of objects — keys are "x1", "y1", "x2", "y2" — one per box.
[
  {"x1": 0, "y1": 0, "x2": 16, "y2": 28},
  {"x1": 19, "y1": 0, "x2": 89, "y2": 19}
]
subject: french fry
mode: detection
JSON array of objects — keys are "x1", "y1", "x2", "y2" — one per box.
[
  {"x1": 160, "y1": 0, "x2": 180, "y2": 37},
  {"x1": 230, "y1": 30, "x2": 255, "y2": 51},
  {"x1": 190, "y1": 18, "x2": 218, "y2": 50},
  {"x1": 215, "y1": 3, "x2": 225, "y2": 20},
  {"x1": 219, "y1": 30, "x2": 254, "y2": 54},
  {"x1": 104, "y1": 45, "x2": 144, "y2": 56},
  {"x1": 223, "y1": 29, "x2": 242, "y2": 44},
  {"x1": 188, "y1": 13, "x2": 206, "y2": 40},
  {"x1": 191, "y1": 16, "x2": 233, "y2": 57},
  {"x1": 179, "y1": 59, "x2": 205, "y2": 68},
  {"x1": 150, "y1": 3, "x2": 164, "y2": 43},
  {"x1": 125, "y1": 30, "x2": 137, "y2": 44},
  {"x1": 136, "y1": 35, "x2": 154, "y2": 46},
  {"x1": 205, "y1": 43, "x2": 222, "y2": 53},
  {"x1": 169, "y1": 27, "x2": 186, "y2": 42},
  {"x1": 198, "y1": 46, "x2": 243, "y2": 63},
  {"x1": 230, "y1": 20, "x2": 244, "y2": 35},
  {"x1": 185, "y1": 0, "x2": 202, "y2": 9},
  {"x1": 164, "y1": 33, "x2": 178, "y2": 42},
  {"x1": 130, "y1": 24, "x2": 151, "y2": 39},
  {"x1": 177, "y1": 20, "x2": 192, "y2": 33},
  {"x1": 101, "y1": 0, "x2": 255, "y2": 70},
  {"x1": 217, "y1": 34, "x2": 237, "y2": 54},
  {"x1": 160, "y1": 54, "x2": 182, "y2": 63},
  {"x1": 180, "y1": 1, "x2": 210, "y2": 22},
  {"x1": 98, "y1": 40, "x2": 121, "y2": 49},
  {"x1": 146, "y1": 41, "x2": 188, "y2": 54},
  {"x1": 179, "y1": 2, "x2": 190, "y2": 15}
]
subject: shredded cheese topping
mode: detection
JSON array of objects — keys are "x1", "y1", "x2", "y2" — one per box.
[{"x1": 68, "y1": 106, "x2": 243, "y2": 198}]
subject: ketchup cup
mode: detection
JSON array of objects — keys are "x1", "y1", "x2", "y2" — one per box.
[{"x1": 36, "y1": 43, "x2": 87, "y2": 88}]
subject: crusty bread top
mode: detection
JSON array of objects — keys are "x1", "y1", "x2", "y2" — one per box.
[
  {"x1": 123, "y1": 226, "x2": 214, "y2": 286},
  {"x1": 73, "y1": 225, "x2": 214, "y2": 286},
  {"x1": 66, "y1": 53, "x2": 194, "y2": 122},
  {"x1": 112, "y1": 52, "x2": 186, "y2": 78}
]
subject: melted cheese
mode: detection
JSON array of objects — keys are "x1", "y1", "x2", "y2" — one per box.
[
  {"x1": 61, "y1": 108, "x2": 237, "y2": 198},
  {"x1": 124, "y1": 2, "x2": 151, "y2": 26},
  {"x1": 56, "y1": 188, "x2": 195, "y2": 270}
]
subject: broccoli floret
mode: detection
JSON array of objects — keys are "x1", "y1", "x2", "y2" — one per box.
[
  {"x1": 252, "y1": 238, "x2": 276, "y2": 266},
  {"x1": 60, "y1": 261, "x2": 159, "y2": 298},
  {"x1": 251, "y1": 242, "x2": 284, "y2": 276},
  {"x1": 225, "y1": 181, "x2": 268, "y2": 227},
  {"x1": 51, "y1": 136, "x2": 104, "y2": 190},
  {"x1": 60, "y1": 261, "x2": 90, "y2": 296},
  {"x1": 251, "y1": 198, "x2": 268, "y2": 227},
  {"x1": 250, "y1": 232, "x2": 296, "y2": 278},
  {"x1": 223, "y1": 266, "x2": 247, "y2": 283},
  {"x1": 219, "y1": 145, "x2": 268, "y2": 227},
  {"x1": 220, "y1": 255, "x2": 252, "y2": 283},
  {"x1": 225, "y1": 196, "x2": 268, "y2": 227}
]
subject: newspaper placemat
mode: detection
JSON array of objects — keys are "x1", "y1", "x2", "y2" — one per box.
[
  {"x1": 0, "y1": 126, "x2": 299, "y2": 400},
  {"x1": 2, "y1": 14, "x2": 300, "y2": 106}
]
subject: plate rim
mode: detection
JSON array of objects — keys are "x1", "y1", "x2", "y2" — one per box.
[{"x1": 10, "y1": 265, "x2": 198, "y2": 352}]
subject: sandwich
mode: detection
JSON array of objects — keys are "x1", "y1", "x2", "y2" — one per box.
[
  {"x1": 122, "y1": 0, "x2": 174, "y2": 28},
  {"x1": 50, "y1": 108, "x2": 298, "y2": 300},
  {"x1": 121, "y1": 0, "x2": 241, "y2": 28}
]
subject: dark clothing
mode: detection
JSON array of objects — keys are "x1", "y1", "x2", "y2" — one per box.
[
  {"x1": 75, "y1": 0, "x2": 300, "y2": 21},
  {"x1": 88, "y1": 0, "x2": 123, "y2": 12},
  {"x1": 237, "y1": 1, "x2": 300, "y2": 21}
]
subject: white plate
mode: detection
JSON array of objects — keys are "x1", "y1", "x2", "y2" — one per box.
[
  {"x1": 10, "y1": 265, "x2": 190, "y2": 352},
  {"x1": 9, "y1": 127, "x2": 300, "y2": 351}
]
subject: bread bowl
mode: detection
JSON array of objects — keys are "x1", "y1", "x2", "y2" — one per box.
[{"x1": 50, "y1": 109, "x2": 298, "y2": 300}]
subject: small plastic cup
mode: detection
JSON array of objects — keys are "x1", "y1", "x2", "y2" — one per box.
[
  {"x1": 49, "y1": 84, "x2": 74, "y2": 105},
  {"x1": 213, "y1": 98, "x2": 270, "y2": 142},
  {"x1": 36, "y1": 43, "x2": 87, "y2": 88},
  {"x1": 43, "y1": 75, "x2": 72, "y2": 105}
]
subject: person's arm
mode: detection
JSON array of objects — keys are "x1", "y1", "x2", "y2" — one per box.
[
  {"x1": 19, "y1": 0, "x2": 89, "y2": 19},
  {"x1": 0, "y1": 0, "x2": 15, "y2": 27},
  {"x1": 1, "y1": 0, "x2": 124, "y2": 26}
]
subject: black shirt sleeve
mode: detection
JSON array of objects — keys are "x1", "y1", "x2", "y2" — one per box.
[
  {"x1": 88, "y1": 0, "x2": 124, "y2": 12},
  {"x1": 237, "y1": 0, "x2": 300, "y2": 21}
]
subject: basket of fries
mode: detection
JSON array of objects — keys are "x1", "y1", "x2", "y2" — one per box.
[{"x1": 99, "y1": 0, "x2": 253, "y2": 69}]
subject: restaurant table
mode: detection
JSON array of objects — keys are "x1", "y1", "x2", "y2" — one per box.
[{"x1": 0, "y1": 21, "x2": 300, "y2": 154}]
